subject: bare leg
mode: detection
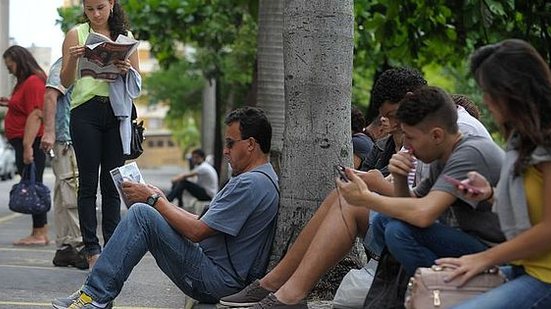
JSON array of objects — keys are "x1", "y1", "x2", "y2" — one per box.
[
  {"x1": 274, "y1": 192, "x2": 369, "y2": 303},
  {"x1": 260, "y1": 189, "x2": 340, "y2": 291}
]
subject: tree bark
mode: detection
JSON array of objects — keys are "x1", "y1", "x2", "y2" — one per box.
[
  {"x1": 256, "y1": 0, "x2": 285, "y2": 175},
  {"x1": 271, "y1": 0, "x2": 356, "y2": 298}
]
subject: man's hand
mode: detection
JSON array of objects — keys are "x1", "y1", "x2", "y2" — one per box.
[
  {"x1": 40, "y1": 132, "x2": 55, "y2": 153},
  {"x1": 388, "y1": 150, "x2": 415, "y2": 178},
  {"x1": 23, "y1": 146, "x2": 34, "y2": 165},
  {"x1": 336, "y1": 167, "x2": 373, "y2": 207},
  {"x1": 121, "y1": 181, "x2": 157, "y2": 205},
  {"x1": 359, "y1": 169, "x2": 386, "y2": 187}
]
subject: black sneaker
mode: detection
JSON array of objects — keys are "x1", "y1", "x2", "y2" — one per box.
[
  {"x1": 220, "y1": 279, "x2": 272, "y2": 307},
  {"x1": 53, "y1": 245, "x2": 89, "y2": 270},
  {"x1": 252, "y1": 293, "x2": 307, "y2": 309}
]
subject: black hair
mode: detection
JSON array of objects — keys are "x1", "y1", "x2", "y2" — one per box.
[
  {"x1": 3, "y1": 45, "x2": 46, "y2": 90},
  {"x1": 225, "y1": 107, "x2": 272, "y2": 154},
  {"x1": 451, "y1": 94, "x2": 481, "y2": 119},
  {"x1": 351, "y1": 105, "x2": 366, "y2": 134},
  {"x1": 470, "y1": 39, "x2": 551, "y2": 175},
  {"x1": 371, "y1": 67, "x2": 427, "y2": 111},
  {"x1": 191, "y1": 148, "x2": 206, "y2": 159},
  {"x1": 397, "y1": 86, "x2": 458, "y2": 134},
  {"x1": 83, "y1": 0, "x2": 129, "y2": 40}
]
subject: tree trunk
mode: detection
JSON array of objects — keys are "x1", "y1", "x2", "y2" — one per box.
[
  {"x1": 271, "y1": 0, "x2": 356, "y2": 299},
  {"x1": 201, "y1": 78, "x2": 216, "y2": 158},
  {"x1": 256, "y1": 0, "x2": 285, "y2": 175}
]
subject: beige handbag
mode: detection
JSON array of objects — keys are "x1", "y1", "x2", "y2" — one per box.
[{"x1": 404, "y1": 265, "x2": 506, "y2": 309}]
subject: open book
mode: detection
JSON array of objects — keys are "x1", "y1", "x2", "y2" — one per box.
[
  {"x1": 78, "y1": 32, "x2": 139, "y2": 82},
  {"x1": 110, "y1": 162, "x2": 145, "y2": 208}
]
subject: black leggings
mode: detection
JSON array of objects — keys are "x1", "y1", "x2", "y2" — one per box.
[
  {"x1": 70, "y1": 97, "x2": 125, "y2": 256},
  {"x1": 9, "y1": 137, "x2": 47, "y2": 228}
]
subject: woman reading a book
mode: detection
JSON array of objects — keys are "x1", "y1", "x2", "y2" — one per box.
[{"x1": 60, "y1": 0, "x2": 140, "y2": 269}]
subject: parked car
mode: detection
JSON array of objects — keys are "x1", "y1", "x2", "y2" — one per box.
[{"x1": 0, "y1": 137, "x2": 16, "y2": 181}]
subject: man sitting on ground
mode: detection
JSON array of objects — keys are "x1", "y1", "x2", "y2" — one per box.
[
  {"x1": 219, "y1": 67, "x2": 427, "y2": 309},
  {"x1": 166, "y1": 148, "x2": 218, "y2": 209},
  {"x1": 52, "y1": 107, "x2": 279, "y2": 308}
]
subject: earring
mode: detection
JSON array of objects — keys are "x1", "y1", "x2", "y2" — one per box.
[{"x1": 110, "y1": 8, "x2": 113, "y2": 16}]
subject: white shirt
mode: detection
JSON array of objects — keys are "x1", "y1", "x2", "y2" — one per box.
[{"x1": 193, "y1": 161, "x2": 219, "y2": 198}]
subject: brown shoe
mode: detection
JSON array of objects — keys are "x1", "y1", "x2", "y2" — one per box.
[
  {"x1": 87, "y1": 254, "x2": 100, "y2": 270},
  {"x1": 252, "y1": 294, "x2": 307, "y2": 309},
  {"x1": 219, "y1": 279, "x2": 272, "y2": 307}
]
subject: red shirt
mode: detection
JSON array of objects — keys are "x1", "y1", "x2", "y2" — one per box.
[{"x1": 4, "y1": 74, "x2": 45, "y2": 139}]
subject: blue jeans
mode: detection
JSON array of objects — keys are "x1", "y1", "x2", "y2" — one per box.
[
  {"x1": 366, "y1": 214, "x2": 488, "y2": 275},
  {"x1": 82, "y1": 204, "x2": 242, "y2": 303},
  {"x1": 453, "y1": 266, "x2": 551, "y2": 308}
]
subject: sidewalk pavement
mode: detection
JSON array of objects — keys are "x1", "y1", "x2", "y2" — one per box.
[{"x1": 0, "y1": 166, "x2": 331, "y2": 309}]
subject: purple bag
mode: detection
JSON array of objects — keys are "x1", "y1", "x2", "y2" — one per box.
[{"x1": 9, "y1": 163, "x2": 51, "y2": 215}]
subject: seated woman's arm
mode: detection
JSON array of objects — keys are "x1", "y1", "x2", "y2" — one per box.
[{"x1": 436, "y1": 161, "x2": 551, "y2": 285}]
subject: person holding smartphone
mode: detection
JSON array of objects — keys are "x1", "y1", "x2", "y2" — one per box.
[
  {"x1": 435, "y1": 39, "x2": 551, "y2": 308},
  {"x1": 338, "y1": 86, "x2": 505, "y2": 278}
]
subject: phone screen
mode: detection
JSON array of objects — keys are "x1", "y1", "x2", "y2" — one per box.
[{"x1": 443, "y1": 175, "x2": 481, "y2": 194}]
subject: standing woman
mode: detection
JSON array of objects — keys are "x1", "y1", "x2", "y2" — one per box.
[
  {"x1": 436, "y1": 39, "x2": 551, "y2": 308},
  {"x1": 1, "y1": 46, "x2": 48, "y2": 245},
  {"x1": 60, "y1": 0, "x2": 140, "y2": 269}
]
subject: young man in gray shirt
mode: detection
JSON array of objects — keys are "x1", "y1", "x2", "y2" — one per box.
[{"x1": 340, "y1": 86, "x2": 505, "y2": 276}]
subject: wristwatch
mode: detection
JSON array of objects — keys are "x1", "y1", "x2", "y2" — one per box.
[{"x1": 146, "y1": 193, "x2": 161, "y2": 208}]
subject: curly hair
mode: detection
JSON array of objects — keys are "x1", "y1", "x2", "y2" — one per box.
[
  {"x1": 371, "y1": 67, "x2": 427, "y2": 111},
  {"x1": 2, "y1": 45, "x2": 46, "y2": 90},
  {"x1": 397, "y1": 86, "x2": 458, "y2": 134},
  {"x1": 225, "y1": 107, "x2": 272, "y2": 154},
  {"x1": 351, "y1": 106, "x2": 366, "y2": 134},
  {"x1": 452, "y1": 94, "x2": 481, "y2": 119},
  {"x1": 83, "y1": 0, "x2": 129, "y2": 39},
  {"x1": 471, "y1": 39, "x2": 551, "y2": 175}
]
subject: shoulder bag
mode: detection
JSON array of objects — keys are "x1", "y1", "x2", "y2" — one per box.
[
  {"x1": 124, "y1": 103, "x2": 145, "y2": 160},
  {"x1": 9, "y1": 163, "x2": 51, "y2": 215},
  {"x1": 404, "y1": 265, "x2": 506, "y2": 309}
]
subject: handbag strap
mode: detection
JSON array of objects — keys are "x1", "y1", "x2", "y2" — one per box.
[
  {"x1": 22, "y1": 162, "x2": 37, "y2": 184},
  {"x1": 224, "y1": 170, "x2": 280, "y2": 285}
]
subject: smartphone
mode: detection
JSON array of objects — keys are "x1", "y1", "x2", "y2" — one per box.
[
  {"x1": 443, "y1": 175, "x2": 481, "y2": 194},
  {"x1": 403, "y1": 145, "x2": 415, "y2": 154},
  {"x1": 334, "y1": 164, "x2": 349, "y2": 182}
]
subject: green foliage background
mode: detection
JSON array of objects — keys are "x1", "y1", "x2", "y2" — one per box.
[{"x1": 56, "y1": 0, "x2": 551, "y2": 150}]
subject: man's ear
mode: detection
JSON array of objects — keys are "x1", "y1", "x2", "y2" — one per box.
[{"x1": 430, "y1": 127, "x2": 445, "y2": 145}]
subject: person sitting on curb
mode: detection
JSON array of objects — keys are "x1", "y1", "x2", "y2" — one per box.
[
  {"x1": 52, "y1": 107, "x2": 279, "y2": 309},
  {"x1": 219, "y1": 67, "x2": 427, "y2": 309},
  {"x1": 436, "y1": 38, "x2": 551, "y2": 309},
  {"x1": 166, "y1": 148, "x2": 218, "y2": 209},
  {"x1": 40, "y1": 57, "x2": 88, "y2": 269},
  {"x1": 340, "y1": 86, "x2": 505, "y2": 279}
]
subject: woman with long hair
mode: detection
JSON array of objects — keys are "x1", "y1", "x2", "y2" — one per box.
[
  {"x1": 437, "y1": 39, "x2": 551, "y2": 308},
  {"x1": 61, "y1": 0, "x2": 140, "y2": 269},
  {"x1": 1, "y1": 45, "x2": 48, "y2": 245}
]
